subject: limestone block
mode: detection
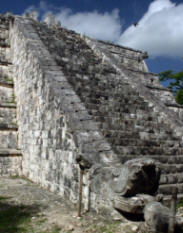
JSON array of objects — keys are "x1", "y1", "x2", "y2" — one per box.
[
  {"x1": 144, "y1": 201, "x2": 183, "y2": 233},
  {"x1": 112, "y1": 158, "x2": 160, "y2": 197},
  {"x1": 113, "y1": 194, "x2": 155, "y2": 214}
]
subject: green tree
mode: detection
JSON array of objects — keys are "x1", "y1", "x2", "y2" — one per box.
[{"x1": 159, "y1": 70, "x2": 183, "y2": 104}]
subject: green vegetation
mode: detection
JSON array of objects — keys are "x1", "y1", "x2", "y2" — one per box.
[
  {"x1": 10, "y1": 92, "x2": 16, "y2": 104},
  {"x1": 0, "y1": 196, "x2": 61, "y2": 233},
  {"x1": 9, "y1": 175, "x2": 34, "y2": 183},
  {"x1": 4, "y1": 76, "x2": 13, "y2": 83},
  {"x1": 177, "y1": 199, "x2": 183, "y2": 209},
  {"x1": 159, "y1": 69, "x2": 183, "y2": 104},
  {"x1": 6, "y1": 92, "x2": 16, "y2": 104},
  {"x1": 9, "y1": 175, "x2": 21, "y2": 179},
  {"x1": 38, "y1": 226, "x2": 61, "y2": 233},
  {"x1": 0, "y1": 196, "x2": 10, "y2": 201},
  {"x1": 0, "y1": 203, "x2": 33, "y2": 233},
  {"x1": 87, "y1": 220, "x2": 121, "y2": 233}
]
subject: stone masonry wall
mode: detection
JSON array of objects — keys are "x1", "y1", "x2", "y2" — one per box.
[
  {"x1": 9, "y1": 17, "x2": 81, "y2": 202},
  {"x1": 7, "y1": 14, "x2": 183, "y2": 216},
  {"x1": 9, "y1": 16, "x2": 123, "y2": 215},
  {"x1": 0, "y1": 14, "x2": 22, "y2": 176}
]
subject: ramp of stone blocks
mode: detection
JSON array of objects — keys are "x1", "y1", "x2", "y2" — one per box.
[
  {"x1": 0, "y1": 15, "x2": 22, "y2": 176},
  {"x1": 7, "y1": 15, "x2": 183, "y2": 200},
  {"x1": 28, "y1": 21, "x2": 183, "y2": 197},
  {"x1": 84, "y1": 38, "x2": 183, "y2": 196}
]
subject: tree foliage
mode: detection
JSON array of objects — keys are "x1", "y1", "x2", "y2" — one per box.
[{"x1": 159, "y1": 69, "x2": 183, "y2": 104}]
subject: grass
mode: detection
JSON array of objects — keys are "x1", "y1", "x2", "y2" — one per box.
[
  {"x1": 4, "y1": 76, "x2": 13, "y2": 83},
  {"x1": 38, "y1": 226, "x2": 61, "y2": 233},
  {"x1": 0, "y1": 197, "x2": 61, "y2": 233},
  {"x1": 9, "y1": 175, "x2": 20, "y2": 179},
  {"x1": 9, "y1": 175, "x2": 34, "y2": 183},
  {"x1": 87, "y1": 220, "x2": 121, "y2": 233},
  {"x1": 0, "y1": 203, "x2": 34, "y2": 233},
  {"x1": 177, "y1": 199, "x2": 183, "y2": 209},
  {"x1": 0, "y1": 196, "x2": 11, "y2": 201}
]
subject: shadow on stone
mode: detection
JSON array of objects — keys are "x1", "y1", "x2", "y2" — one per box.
[{"x1": 116, "y1": 209, "x2": 144, "y2": 222}]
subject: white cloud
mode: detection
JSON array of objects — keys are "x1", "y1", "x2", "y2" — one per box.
[
  {"x1": 54, "y1": 9, "x2": 121, "y2": 42},
  {"x1": 24, "y1": 0, "x2": 183, "y2": 57},
  {"x1": 118, "y1": 0, "x2": 183, "y2": 57},
  {"x1": 24, "y1": 2, "x2": 122, "y2": 42}
]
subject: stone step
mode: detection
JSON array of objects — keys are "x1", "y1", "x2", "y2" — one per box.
[
  {"x1": 85, "y1": 100, "x2": 149, "y2": 112},
  {"x1": 153, "y1": 155, "x2": 183, "y2": 164},
  {"x1": 0, "y1": 32, "x2": 9, "y2": 41},
  {"x1": 0, "y1": 67, "x2": 13, "y2": 82},
  {"x1": 0, "y1": 123, "x2": 18, "y2": 130},
  {"x1": 0, "y1": 41, "x2": 10, "y2": 48},
  {"x1": 0, "y1": 131, "x2": 18, "y2": 148},
  {"x1": 0, "y1": 81, "x2": 13, "y2": 88},
  {"x1": 160, "y1": 173, "x2": 183, "y2": 185},
  {"x1": 165, "y1": 103, "x2": 183, "y2": 109},
  {"x1": 0, "y1": 60, "x2": 12, "y2": 66},
  {"x1": 88, "y1": 108, "x2": 154, "y2": 118},
  {"x1": 0, "y1": 26, "x2": 8, "y2": 31},
  {"x1": 116, "y1": 145, "x2": 183, "y2": 156},
  {"x1": 0, "y1": 103, "x2": 16, "y2": 108},
  {"x1": 0, "y1": 149, "x2": 22, "y2": 176},
  {"x1": 94, "y1": 117, "x2": 173, "y2": 135},
  {"x1": 0, "y1": 77, "x2": 13, "y2": 87},
  {"x1": 0, "y1": 148, "x2": 21, "y2": 156},
  {"x1": 108, "y1": 138, "x2": 180, "y2": 148},
  {"x1": 101, "y1": 129, "x2": 180, "y2": 142},
  {"x1": 159, "y1": 164, "x2": 183, "y2": 174},
  {"x1": 0, "y1": 85, "x2": 15, "y2": 105},
  {"x1": 158, "y1": 183, "x2": 183, "y2": 195},
  {"x1": 162, "y1": 194, "x2": 183, "y2": 205},
  {"x1": 119, "y1": 155, "x2": 183, "y2": 164},
  {"x1": 146, "y1": 85, "x2": 172, "y2": 92},
  {"x1": 0, "y1": 107, "x2": 17, "y2": 128},
  {"x1": 88, "y1": 110, "x2": 178, "y2": 137},
  {"x1": 146, "y1": 85, "x2": 174, "y2": 102}
]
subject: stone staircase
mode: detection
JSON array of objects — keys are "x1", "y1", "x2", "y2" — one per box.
[
  {"x1": 82, "y1": 38, "x2": 183, "y2": 198},
  {"x1": 1, "y1": 13, "x2": 183, "y2": 204},
  {"x1": 33, "y1": 22, "x2": 183, "y2": 198},
  {"x1": 0, "y1": 15, "x2": 22, "y2": 176}
]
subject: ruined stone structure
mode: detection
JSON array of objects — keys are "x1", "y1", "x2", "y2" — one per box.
[{"x1": 1, "y1": 13, "x2": 183, "y2": 216}]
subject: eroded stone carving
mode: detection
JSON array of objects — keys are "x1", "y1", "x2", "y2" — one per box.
[
  {"x1": 144, "y1": 201, "x2": 183, "y2": 233},
  {"x1": 30, "y1": 11, "x2": 38, "y2": 21},
  {"x1": 113, "y1": 194, "x2": 155, "y2": 214},
  {"x1": 43, "y1": 13, "x2": 61, "y2": 28},
  {"x1": 112, "y1": 158, "x2": 160, "y2": 197}
]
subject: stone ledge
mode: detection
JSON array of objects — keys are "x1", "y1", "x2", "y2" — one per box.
[
  {"x1": 113, "y1": 194, "x2": 155, "y2": 214},
  {"x1": 0, "y1": 103, "x2": 16, "y2": 108},
  {"x1": 0, "y1": 60, "x2": 12, "y2": 66},
  {"x1": 146, "y1": 85, "x2": 172, "y2": 92},
  {"x1": 165, "y1": 103, "x2": 183, "y2": 109},
  {"x1": 0, "y1": 148, "x2": 22, "y2": 156},
  {"x1": 124, "y1": 67, "x2": 158, "y2": 76},
  {"x1": 0, "y1": 42, "x2": 10, "y2": 48},
  {"x1": 0, "y1": 124, "x2": 18, "y2": 130},
  {"x1": 0, "y1": 26, "x2": 8, "y2": 31},
  {"x1": 158, "y1": 183, "x2": 183, "y2": 195},
  {"x1": 0, "y1": 81, "x2": 13, "y2": 88}
]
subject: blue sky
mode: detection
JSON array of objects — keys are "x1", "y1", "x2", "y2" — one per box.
[{"x1": 1, "y1": 0, "x2": 183, "y2": 82}]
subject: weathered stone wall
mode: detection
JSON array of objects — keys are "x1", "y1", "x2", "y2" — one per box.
[
  {"x1": 9, "y1": 17, "x2": 124, "y2": 215},
  {"x1": 6, "y1": 14, "x2": 183, "y2": 216},
  {"x1": 9, "y1": 17, "x2": 82, "y2": 202},
  {"x1": 0, "y1": 154, "x2": 21, "y2": 176},
  {"x1": 0, "y1": 14, "x2": 22, "y2": 176}
]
